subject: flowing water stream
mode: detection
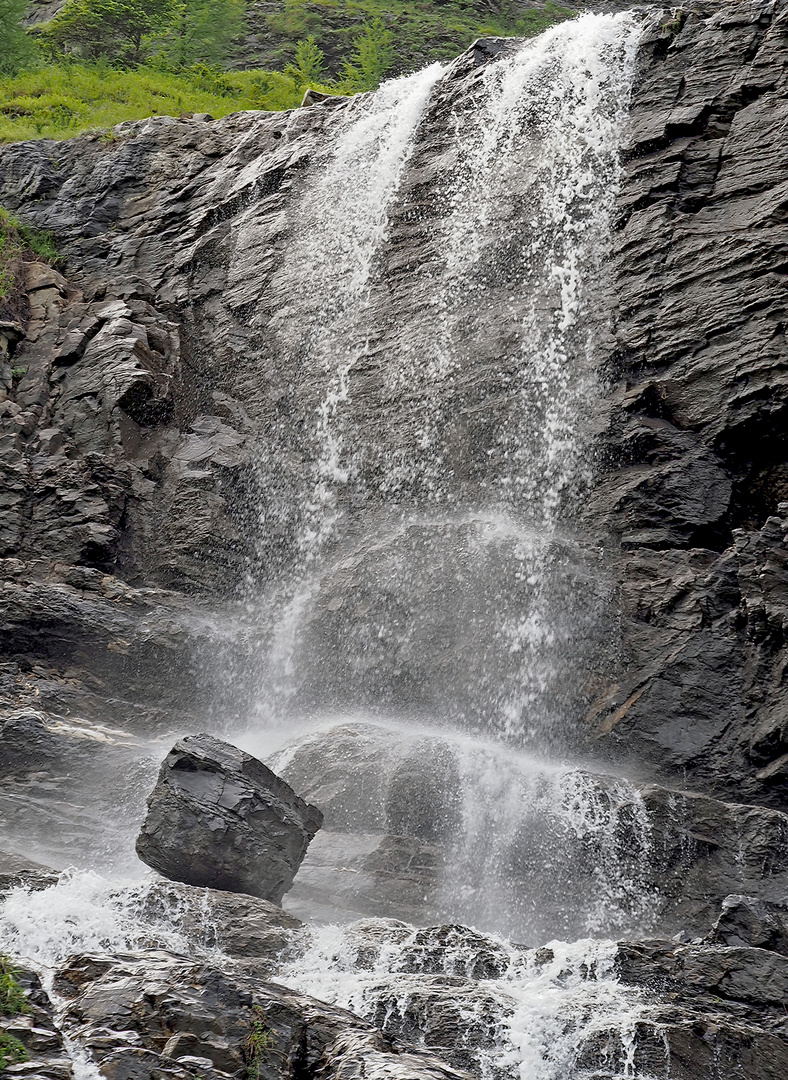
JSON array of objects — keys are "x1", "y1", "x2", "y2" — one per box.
[{"x1": 0, "y1": 12, "x2": 661, "y2": 1079}]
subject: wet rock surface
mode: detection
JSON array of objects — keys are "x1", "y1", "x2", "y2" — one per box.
[
  {"x1": 51, "y1": 948, "x2": 474, "y2": 1080},
  {"x1": 1, "y1": 964, "x2": 73, "y2": 1080},
  {"x1": 136, "y1": 734, "x2": 323, "y2": 903},
  {"x1": 3, "y1": 5, "x2": 788, "y2": 1080},
  {"x1": 590, "y1": 0, "x2": 788, "y2": 809},
  {"x1": 0, "y1": 848, "x2": 58, "y2": 896}
]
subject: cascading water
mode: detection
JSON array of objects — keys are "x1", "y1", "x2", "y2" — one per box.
[
  {"x1": 0, "y1": 12, "x2": 668, "y2": 1080},
  {"x1": 237, "y1": 8, "x2": 647, "y2": 935},
  {"x1": 250, "y1": 12, "x2": 640, "y2": 748}
]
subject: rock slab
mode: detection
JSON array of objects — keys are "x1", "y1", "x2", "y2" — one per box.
[{"x1": 136, "y1": 734, "x2": 323, "y2": 903}]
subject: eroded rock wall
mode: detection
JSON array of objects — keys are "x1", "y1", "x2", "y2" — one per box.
[
  {"x1": 1, "y1": 1, "x2": 788, "y2": 832},
  {"x1": 592, "y1": 0, "x2": 788, "y2": 810}
]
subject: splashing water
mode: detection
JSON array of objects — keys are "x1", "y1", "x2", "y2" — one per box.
[
  {"x1": 0, "y1": 872, "x2": 192, "y2": 971},
  {"x1": 278, "y1": 922, "x2": 652, "y2": 1080},
  {"x1": 251, "y1": 12, "x2": 641, "y2": 748}
]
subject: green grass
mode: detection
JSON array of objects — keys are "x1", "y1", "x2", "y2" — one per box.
[
  {"x1": 0, "y1": 1032, "x2": 28, "y2": 1073},
  {"x1": 0, "y1": 957, "x2": 28, "y2": 1018},
  {"x1": 0, "y1": 1, "x2": 575, "y2": 143},
  {"x1": 0, "y1": 62, "x2": 311, "y2": 142}
]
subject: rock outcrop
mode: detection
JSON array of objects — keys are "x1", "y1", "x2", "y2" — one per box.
[
  {"x1": 52, "y1": 947, "x2": 474, "y2": 1080},
  {"x1": 136, "y1": 735, "x2": 323, "y2": 903},
  {"x1": 589, "y1": 0, "x2": 788, "y2": 810},
  {"x1": 2, "y1": 4, "x2": 788, "y2": 1080}
]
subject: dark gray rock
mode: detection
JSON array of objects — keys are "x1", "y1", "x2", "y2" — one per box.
[
  {"x1": 617, "y1": 939, "x2": 788, "y2": 1079},
  {"x1": 0, "y1": 848, "x2": 58, "y2": 896},
  {"x1": 586, "y1": 0, "x2": 788, "y2": 811},
  {"x1": 53, "y1": 949, "x2": 474, "y2": 1080},
  {"x1": 708, "y1": 895, "x2": 788, "y2": 955},
  {"x1": 637, "y1": 784, "x2": 788, "y2": 932},
  {"x1": 0, "y1": 709, "x2": 66, "y2": 776},
  {"x1": 136, "y1": 734, "x2": 323, "y2": 903}
]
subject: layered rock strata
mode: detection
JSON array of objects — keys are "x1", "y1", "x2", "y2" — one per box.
[{"x1": 1, "y1": 4, "x2": 788, "y2": 1080}]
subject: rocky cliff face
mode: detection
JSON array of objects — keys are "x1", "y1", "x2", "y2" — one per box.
[
  {"x1": 3, "y1": 4, "x2": 788, "y2": 1080},
  {"x1": 593, "y1": 0, "x2": 788, "y2": 808}
]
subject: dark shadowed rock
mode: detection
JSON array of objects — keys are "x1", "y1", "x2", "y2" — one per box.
[
  {"x1": 709, "y1": 895, "x2": 788, "y2": 955},
  {"x1": 136, "y1": 734, "x2": 323, "y2": 903},
  {"x1": 617, "y1": 938, "x2": 788, "y2": 1079},
  {"x1": 0, "y1": 709, "x2": 65, "y2": 775},
  {"x1": 638, "y1": 784, "x2": 788, "y2": 932}
]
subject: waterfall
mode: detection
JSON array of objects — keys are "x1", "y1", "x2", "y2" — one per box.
[
  {"x1": 234, "y1": 9, "x2": 648, "y2": 941},
  {"x1": 0, "y1": 12, "x2": 661, "y2": 1080},
  {"x1": 251, "y1": 12, "x2": 641, "y2": 749}
]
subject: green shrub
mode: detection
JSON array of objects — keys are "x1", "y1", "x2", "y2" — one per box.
[
  {"x1": 149, "y1": 0, "x2": 247, "y2": 70},
  {"x1": 285, "y1": 35, "x2": 326, "y2": 87},
  {"x1": 0, "y1": 956, "x2": 29, "y2": 1018},
  {"x1": 335, "y1": 16, "x2": 394, "y2": 93},
  {"x1": 0, "y1": 0, "x2": 36, "y2": 77},
  {"x1": 0, "y1": 1032, "x2": 28, "y2": 1072}
]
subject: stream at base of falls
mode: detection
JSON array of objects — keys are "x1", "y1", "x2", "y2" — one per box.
[{"x1": 0, "y1": 11, "x2": 665, "y2": 1079}]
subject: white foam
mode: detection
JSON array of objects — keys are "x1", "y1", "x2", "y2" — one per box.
[{"x1": 279, "y1": 921, "x2": 653, "y2": 1080}]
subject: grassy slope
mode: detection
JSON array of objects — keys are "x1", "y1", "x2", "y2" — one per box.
[
  {"x1": 0, "y1": 65, "x2": 309, "y2": 142},
  {"x1": 0, "y1": 0, "x2": 575, "y2": 142}
]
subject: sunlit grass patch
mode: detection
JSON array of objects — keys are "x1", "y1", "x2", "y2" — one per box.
[{"x1": 0, "y1": 62, "x2": 310, "y2": 142}]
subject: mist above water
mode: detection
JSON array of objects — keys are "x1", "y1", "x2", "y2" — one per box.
[{"x1": 229, "y1": 9, "x2": 647, "y2": 938}]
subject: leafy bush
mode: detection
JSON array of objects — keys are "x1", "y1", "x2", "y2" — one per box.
[
  {"x1": 0, "y1": 0, "x2": 36, "y2": 76},
  {"x1": 0, "y1": 0, "x2": 576, "y2": 146}
]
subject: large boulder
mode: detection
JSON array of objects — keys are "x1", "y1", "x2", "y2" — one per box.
[{"x1": 136, "y1": 734, "x2": 323, "y2": 903}]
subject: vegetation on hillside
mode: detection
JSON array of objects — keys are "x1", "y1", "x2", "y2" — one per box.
[
  {"x1": 0, "y1": 206, "x2": 60, "y2": 319},
  {"x1": 1, "y1": 0, "x2": 37, "y2": 75},
  {"x1": 0, "y1": 0, "x2": 575, "y2": 143},
  {"x1": 247, "y1": 0, "x2": 573, "y2": 78},
  {"x1": 0, "y1": 957, "x2": 29, "y2": 1073},
  {"x1": 0, "y1": 63, "x2": 307, "y2": 141}
]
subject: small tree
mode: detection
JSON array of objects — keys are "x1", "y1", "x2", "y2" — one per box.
[
  {"x1": 153, "y1": 0, "x2": 246, "y2": 70},
  {"x1": 337, "y1": 17, "x2": 394, "y2": 94},
  {"x1": 0, "y1": 0, "x2": 35, "y2": 76},
  {"x1": 43, "y1": 0, "x2": 175, "y2": 66},
  {"x1": 285, "y1": 35, "x2": 325, "y2": 86}
]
